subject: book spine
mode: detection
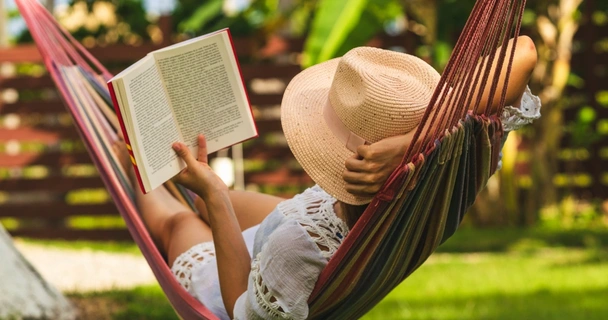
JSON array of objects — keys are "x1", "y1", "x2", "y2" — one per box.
[
  {"x1": 226, "y1": 29, "x2": 259, "y2": 139},
  {"x1": 107, "y1": 81, "x2": 148, "y2": 194}
]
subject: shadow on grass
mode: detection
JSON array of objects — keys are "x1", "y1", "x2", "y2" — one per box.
[
  {"x1": 69, "y1": 286, "x2": 178, "y2": 320},
  {"x1": 365, "y1": 287, "x2": 608, "y2": 320},
  {"x1": 547, "y1": 248, "x2": 608, "y2": 268},
  {"x1": 437, "y1": 228, "x2": 608, "y2": 253}
]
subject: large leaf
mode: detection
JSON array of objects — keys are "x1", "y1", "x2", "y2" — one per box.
[
  {"x1": 302, "y1": 0, "x2": 402, "y2": 68},
  {"x1": 178, "y1": 0, "x2": 224, "y2": 33}
]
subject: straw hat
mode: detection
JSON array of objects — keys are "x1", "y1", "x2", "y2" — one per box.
[{"x1": 281, "y1": 47, "x2": 440, "y2": 205}]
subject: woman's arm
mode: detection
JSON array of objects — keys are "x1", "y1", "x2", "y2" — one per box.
[
  {"x1": 344, "y1": 36, "x2": 538, "y2": 197},
  {"x1": 172, "y1": 135, "x2": 250, "y2": 318},
  {"x1": 473, "y1": 35, "x2": 538, "y2": 113}
]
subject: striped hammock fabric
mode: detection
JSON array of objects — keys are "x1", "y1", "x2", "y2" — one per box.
[{"x1": 15, "y1": 0, "x2": 524, "y2": 318}]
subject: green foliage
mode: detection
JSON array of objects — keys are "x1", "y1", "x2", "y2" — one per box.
[
  {"x1": 178, "y1": 0, "x2": 224, "y2": 34},
  {"x1": 70, "y1": 0, "x2": 151, "y2": 41},
  {"x1": 14, "y1": 0, "x2": 151, "y2": 43},
  {"x1": 568, "y1": 106, "x2": 603, "y2": 148},
  {"x1": 302, "y1": 0, "x2": 403, "y2": 68},
  {"x1": 173, "y1": 0, "x2": 226, "y2": 35},
  {"x1": 597, "y1": 91, "x2": 608, "y2": 107},
  {"x1": 539, "y1": 198, "x2": 607, "y2": 230},
  {"x1": 173, "y1": 0, "x2": 283, "y2": 37}
]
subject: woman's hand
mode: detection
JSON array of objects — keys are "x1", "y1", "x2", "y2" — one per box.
[
  {"x1": 172, "y1": 134, "x2": 228, "y2": 199},
  {"x1": 343, "y1": 133, "x2": 413, "y2": 197}
]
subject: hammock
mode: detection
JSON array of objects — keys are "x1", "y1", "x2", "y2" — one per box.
[{"x1": 15, "y1": 0, "x2": 524, "y2": 318}]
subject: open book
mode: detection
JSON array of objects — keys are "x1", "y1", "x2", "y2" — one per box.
[{"x1": 108, "y1": 29, "x2": 257, "y2": 194}]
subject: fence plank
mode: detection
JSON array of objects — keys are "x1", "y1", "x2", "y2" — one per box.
[
  {"x1": 0, "y1": 151, "x2": 91, "y2": 167},
  {"x1": 0, "y1": 128, "x2": 80, "y2": 142},
  {"x1": 9, "y1": 228, "x2": 132, "y2": 241},
  {"x1": 253, "y1": 119, "x2": 283, "y2": 135},
  {"x1": 240, "y1": 65, "x2": 301, "y2": 79},
  {"x1": 245, "y1": 168, "x2": 311, "y2": 185},
  {"x1": 0, "y1": 75, "x2": 55, "y2": 89},
  {"x1": 0, "y1": 45, "x2": 43, "y2": 62},
  {"x1": 0, "y1": 101, "x2": 67, "y2": 115},
  {"x1": 243, "y1": 146, "x2": 292, "y2": 160},
  {"x1": 0, "y1": 176, "x2": 104, "y2": 191},
  {"x1": 0, "y1": 203, "x2": 117, "y2": 218}
]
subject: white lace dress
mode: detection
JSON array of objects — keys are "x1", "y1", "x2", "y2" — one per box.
[
  {"x1": 171, "y1": 185, "x2": 347, "y2": 320},
  {"x1": 170, "y1": 87, "x2": 541, "y2": 320}
]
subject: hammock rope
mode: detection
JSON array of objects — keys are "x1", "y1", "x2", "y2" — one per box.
[{"x1": 15, "y1": 0, "x2": 526, "y2": 318}]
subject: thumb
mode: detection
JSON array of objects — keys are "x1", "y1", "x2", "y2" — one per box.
[{"x1": 172, "y1": 142, "x2": 198, "y2": 167}]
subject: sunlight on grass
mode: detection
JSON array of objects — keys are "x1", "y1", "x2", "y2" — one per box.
[{"x1": 363, "y1": 248, "x2": 608, "y2": 320}]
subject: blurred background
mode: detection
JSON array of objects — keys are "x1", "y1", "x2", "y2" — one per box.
[{"x1": 0, "y1": 0, "x2": 606, "y2": 319}]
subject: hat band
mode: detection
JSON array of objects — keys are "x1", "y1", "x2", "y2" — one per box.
[{"x1": 323, "y1": 100, "x2": 368, "y2": 152}]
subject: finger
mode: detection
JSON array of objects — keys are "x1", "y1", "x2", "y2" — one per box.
[
  {"x1": 345, "y1": 157, "x2": 368, "y2": 173},
  {"x1": 172, "y1": 142, "x2": 198, "y2": 168},
  {"x1": 343, "y1": 170, "x2": 369, "y2": 184},
  {"x1": 344, "y1": 184, "x2": 377, "y2": 197},
  {"x1": 197, "y1": 134, "x2": 208, "y2": 164},
  {"x1": 356, "y1": 144, "x2": 374, "y2": 159}
]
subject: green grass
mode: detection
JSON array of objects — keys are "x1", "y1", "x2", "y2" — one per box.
[
  {"x1": 363, "y1": 248, "x2": 608, "y2": 319},
  {"x1": 436, "y1": 227, "x2": 608, "y2": 253},
  {"x1": 69, "y1": 286, "x2": 178, "y2": 320},
  {"x1": 15, "y1": 227, "x2": 608, "y2": 319},
  {"x1": 65, "y1": 244, "x2": 608, "y2": 319}
]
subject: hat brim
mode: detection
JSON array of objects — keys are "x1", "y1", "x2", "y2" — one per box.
[{"x1": 281, "y1": 58, "x2": 371, "y2": 205}]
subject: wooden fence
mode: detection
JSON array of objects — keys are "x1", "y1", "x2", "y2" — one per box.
[
  {"x1": 1, "y1": 4, "x2": 606, "y2": 240},
  {"x1": 0, "y1": 33, "x2": 418, "y2": 240}
]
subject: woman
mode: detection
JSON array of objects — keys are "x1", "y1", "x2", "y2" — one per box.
[{"x1": 114, "y1": 36, "x2": 540, "y2": 319}]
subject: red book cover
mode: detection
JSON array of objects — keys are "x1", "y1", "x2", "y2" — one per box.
[{"x1": 107, "y1": 82, "x2": 147, "y2": 193}]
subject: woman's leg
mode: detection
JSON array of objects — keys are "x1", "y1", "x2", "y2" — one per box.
[
  {"x1": 194, "y1": 191, "x2": 285, "y2": 231},
  {"x1": 113, "y1": 142, "x2": 214, "y2": 265}
]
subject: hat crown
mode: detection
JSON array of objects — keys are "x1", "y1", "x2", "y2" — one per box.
[{"x1": 328, "y1": 47, "x2": 440, "y2": 143}]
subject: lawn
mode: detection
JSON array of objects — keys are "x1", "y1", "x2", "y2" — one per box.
[
  {"x1": 364, "y1": 248, "x2": 608, "y2": 319},
  {"x1": 64, "y1": 227, "x2": 608, "y2": 319}
]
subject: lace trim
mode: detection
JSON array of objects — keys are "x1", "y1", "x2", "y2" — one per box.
[
  {"x1": 501, "y1": 86, "x2": 541, "y2": 131},
  {"x1": 249, "y1": 186, "x2": 348, "y2": 317},
  {"x1": 278, "y1": 185, "x2": 349, "y2": 259},
  {"x1": 170, "y1": 242, "x2": 215, "y2": 293},
  {"x1": 251, "y1": 261, "x2": 291, "y2": 318}
]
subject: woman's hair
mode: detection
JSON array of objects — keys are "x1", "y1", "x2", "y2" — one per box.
[{"x1": 340, "y1": 202, "x2": 369, "y2": 229}]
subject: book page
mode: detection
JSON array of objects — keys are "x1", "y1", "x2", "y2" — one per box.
[
  {"x1": 119, "y1": 56, "x2": 185, "y2": 191},
  {"x1": 152, "y1": 30, "x2": 256, "y2": 155}
]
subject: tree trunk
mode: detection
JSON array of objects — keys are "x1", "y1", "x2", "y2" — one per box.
[
  {"x1": 519, "y1": 0, "x2": 582, "y2": 223},
  {"x1": 468, "y1": 0, "x2": 582, "y2": 227},
  {"x1": 0, "y1": 226, "x2": 75, "y2": 320}
]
